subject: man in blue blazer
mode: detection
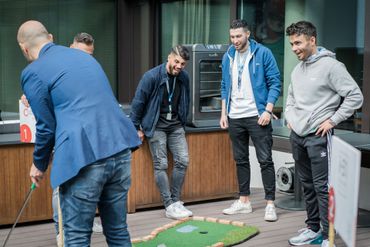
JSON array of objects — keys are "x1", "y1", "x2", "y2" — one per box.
[{"x1": 17, "y1": 20, "x2": 141, "y2": 246}]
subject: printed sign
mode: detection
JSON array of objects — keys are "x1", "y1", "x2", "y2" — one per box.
[
  {"x1": 330, "y1": 135, "x2": 361, "y2": 247},
  {"x1": 19, "y1": 100, "x2": 36, "y2": 143}
]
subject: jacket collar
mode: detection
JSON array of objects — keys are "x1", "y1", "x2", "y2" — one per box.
[{"x1": 39, "y1": 42, "x2": 55, "y2": 58}]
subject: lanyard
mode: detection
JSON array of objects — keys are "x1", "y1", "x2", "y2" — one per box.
[
  {"x1": 166, "y1": 77, "x2": 176, "y2": 113},
  {"x1": 236, "y1": 51, "x2": 248, "y2": 91}
]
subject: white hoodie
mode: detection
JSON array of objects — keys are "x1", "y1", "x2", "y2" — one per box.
[{"x1": 285, "y1": 47, "x2": 363, "y2": 136}]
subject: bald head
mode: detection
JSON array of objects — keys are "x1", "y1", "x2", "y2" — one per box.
[{"x1": 17, "y1": 20, "x2": 53, "y2": 61}]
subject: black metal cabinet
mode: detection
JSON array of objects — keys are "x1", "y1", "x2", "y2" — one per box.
[{"x1": 184, "y1": 44, "x2": 228, "y2": 127}]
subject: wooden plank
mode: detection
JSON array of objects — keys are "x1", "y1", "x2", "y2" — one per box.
[
  {"x1": 1, "y1": 189, "x2": 369, "y2": 247},
  {"x1": 0, "y1": 144, "x2": 53, "y2": 225}
]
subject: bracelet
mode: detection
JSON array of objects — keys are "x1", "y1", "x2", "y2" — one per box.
[{"x1": 265, "y1": 109, "x2": 273, "y2": 115}]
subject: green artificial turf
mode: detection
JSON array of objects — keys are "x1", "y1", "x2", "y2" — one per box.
[{"x1": 133, "y1": 220, "x2": 259, "y2": 247}]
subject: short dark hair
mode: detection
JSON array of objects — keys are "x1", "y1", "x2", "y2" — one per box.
[
  {"x1": 286, "y1": 21, "x2": 317, "y2": 38},
  {"x1": 73, "y1": 32, "x2": 94, "y2": 45},
  {"x1": 230, "y1": 19, "x2": 249, "y2": 31},
  {"x1": 171, "y1": 45, "x2": 190, "y2": 61}
]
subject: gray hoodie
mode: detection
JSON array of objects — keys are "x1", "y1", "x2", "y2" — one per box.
[{"x1": 285, "y1": 47, "x2": 363, "y2": 136}]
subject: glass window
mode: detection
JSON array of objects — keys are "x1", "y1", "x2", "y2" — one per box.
[
  {"x1": 0, "y1": 0, "x2": 116, "y2": 123},
  {"x1": 238, "y1": 0, "x2": 285, "y2": 116},
  {"x1": 285, "y1": 0, "x2": 365, "y2": 132},
  {"x1": 160, "y1": 0, "x2": 230, "y2": 61}
]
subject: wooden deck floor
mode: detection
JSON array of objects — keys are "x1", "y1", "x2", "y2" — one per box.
[{"x1": 0, "y1": 189, "x2": 369, "y2": 247}]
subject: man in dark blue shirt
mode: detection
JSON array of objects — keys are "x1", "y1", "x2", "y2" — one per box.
[{"x1": 130, "y1": 45, "x2": 192, "y2": 220}]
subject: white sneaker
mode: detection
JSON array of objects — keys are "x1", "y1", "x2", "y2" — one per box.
[
  {"x1": 174, "y1": 201, "x2": 193, "y2": 217},
  {"x1": 289, "y1": 228, "x2": 322, "y2": 246},
  {"x1": 321, "y1": 239, "x2": 336, "y2": 247},
  {"x1": 222, "y1": 200, "x2": 252, "y2": 215},
  {"x1": 92, "y1": 221, "x2": 103, "y2": 233},
  {"x1": 165, "y1": 202, "x2": 189, "y2": 219},
  {"x1": 264, "y1": 204, "x2": 278, "y2": 222}
]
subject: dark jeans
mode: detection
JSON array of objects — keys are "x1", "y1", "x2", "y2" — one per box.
[
  {"x1": 228, "y1": 116, "x2": 275, "y2": 201},
  {"x1": 290, "y1": 131, "x2": 329, "y2": 239},
  {"x1": 147, "y1": 127, "x2": 189, "y2": 208}
]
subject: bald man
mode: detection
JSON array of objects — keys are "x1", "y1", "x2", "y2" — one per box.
[{"x1": 17, "y1": 20, "x2": 140, "y2": 246}]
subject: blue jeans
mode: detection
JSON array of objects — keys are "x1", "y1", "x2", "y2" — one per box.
[
  {"x1": 52, "y1": 187, "x2": 59, "y2": 234},
  {"x1": 147, "y1": 127, "x2": 189, "y2": 208},
  {"x1": 228, "y1": 116, "x2": 276, "y2": 201},
  {"x1": 59, "y1": 149, "x2": 132, "y2": 247}
]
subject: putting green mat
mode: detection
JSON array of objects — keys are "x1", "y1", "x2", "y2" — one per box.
[{"x1": 132, "y1": 218, "x2": 259, "y2": 247}]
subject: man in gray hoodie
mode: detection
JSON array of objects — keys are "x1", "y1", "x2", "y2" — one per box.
[{"x1": 285, "y1": 21, "x2": 363, "y2": 247}]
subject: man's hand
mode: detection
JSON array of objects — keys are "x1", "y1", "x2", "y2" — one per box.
[
  {"x1": 220, "y1": 115, "x2": 228, "y2": 129},
  {"x1": 21, "y1": 94, "x2": 30, "y2": 107},
  {"x1": 30, "y1": 163, "x2": 44, "y2": 187},
  {"x1": 257, "y1": 111, "x2": 271, "y2": 126},
  {"x1": 316, "y1": 119, "x2": 335, "y2": 137},
  {"x1": 137, "y1": 130, "x2": 145, "y2": 142}
]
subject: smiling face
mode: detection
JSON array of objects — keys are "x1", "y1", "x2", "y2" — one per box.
[
  {"x1": 166, "y1": 53, "x2": 187, "y2": 76},
  {"x1": 230, "y1": 27, "x2": 250, "y2": 52},
  {"x1": 289, "y1": 34, "x2": 317, "y2": 61}
]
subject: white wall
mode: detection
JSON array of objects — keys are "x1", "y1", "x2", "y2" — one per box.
[{"x1": 249, "y1": 147, "x2": 294, "y2": 188}]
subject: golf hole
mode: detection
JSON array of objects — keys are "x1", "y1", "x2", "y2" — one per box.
[{"x1": 199, "y1": 231, "x2": 208, "y2": 234}]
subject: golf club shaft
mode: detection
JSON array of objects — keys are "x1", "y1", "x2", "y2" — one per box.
[{"x1": 2, "y1": 183, "x2": 36, "y2": 247}]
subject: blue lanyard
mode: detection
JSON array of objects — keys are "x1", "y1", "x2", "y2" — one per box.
[
  {"x1": 166, "y1": 77, "x2": 176, "y2": 113},
  {"x1": 237, "y1": 51, "x2": 247, "y2": 91}
]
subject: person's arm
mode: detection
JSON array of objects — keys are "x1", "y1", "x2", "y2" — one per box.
[
  {"x1": 22, "y1": 70, "x2": 55, "y2": 186},
  {"x1": 130, "y1": 72, "x2": 152, "y2": 133},
  {"x1": 20, "y1": 94, "x2": 30, "y2": 107},
  {"x1": 220, "y1": 53, "x2": 229, "y2": 129},
  {"x1": 258, "y1": 48, "x2": 281, "y2": 126},
  {"x1": 220, "y1": 99, "x2": 228, "y2": 129},
  {"x1": 284, "y1": 83, "x2": 295, "y2": 129},
  {"x1": 263, "y1": 48, "x2": 281, "y2": 110},
  {"x1": 327, "y1": 62, "x2": 363, "y2": 125},
  {"x1": 316, "y1": 62, "x2": 363, "y2": 136}
]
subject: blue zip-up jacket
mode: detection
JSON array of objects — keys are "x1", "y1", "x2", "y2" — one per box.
[
  {"x1": 221, "y1": 39, "x2": 281, "y2": 114},
  {"x1": 130, "y1": 63, "x2": 190, "y2": 138}
]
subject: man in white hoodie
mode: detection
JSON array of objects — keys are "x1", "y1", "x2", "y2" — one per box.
[{"x1": 285, "y1": 21, "x2": 363, "y2": 247}]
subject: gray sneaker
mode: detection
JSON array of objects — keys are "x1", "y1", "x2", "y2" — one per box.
[
  {"x1": 289, "y1": 228, "x2": 322, "y2": 246},
  {"x1": 222, "y1": 200, "x2": 252, "y2": 215}
]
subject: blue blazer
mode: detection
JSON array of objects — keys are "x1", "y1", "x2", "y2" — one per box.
[{"x1": 21, "y1": 43, "x2": 141, "y2": 188}]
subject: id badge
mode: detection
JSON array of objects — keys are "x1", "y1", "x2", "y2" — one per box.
[{"x1": 166, "y1": 113, "x2": 172, "y2": 120}]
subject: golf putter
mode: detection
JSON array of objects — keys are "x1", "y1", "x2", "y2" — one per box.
[{"x1": 2, "y1": 183, "x2": 36, "y2": 247}]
